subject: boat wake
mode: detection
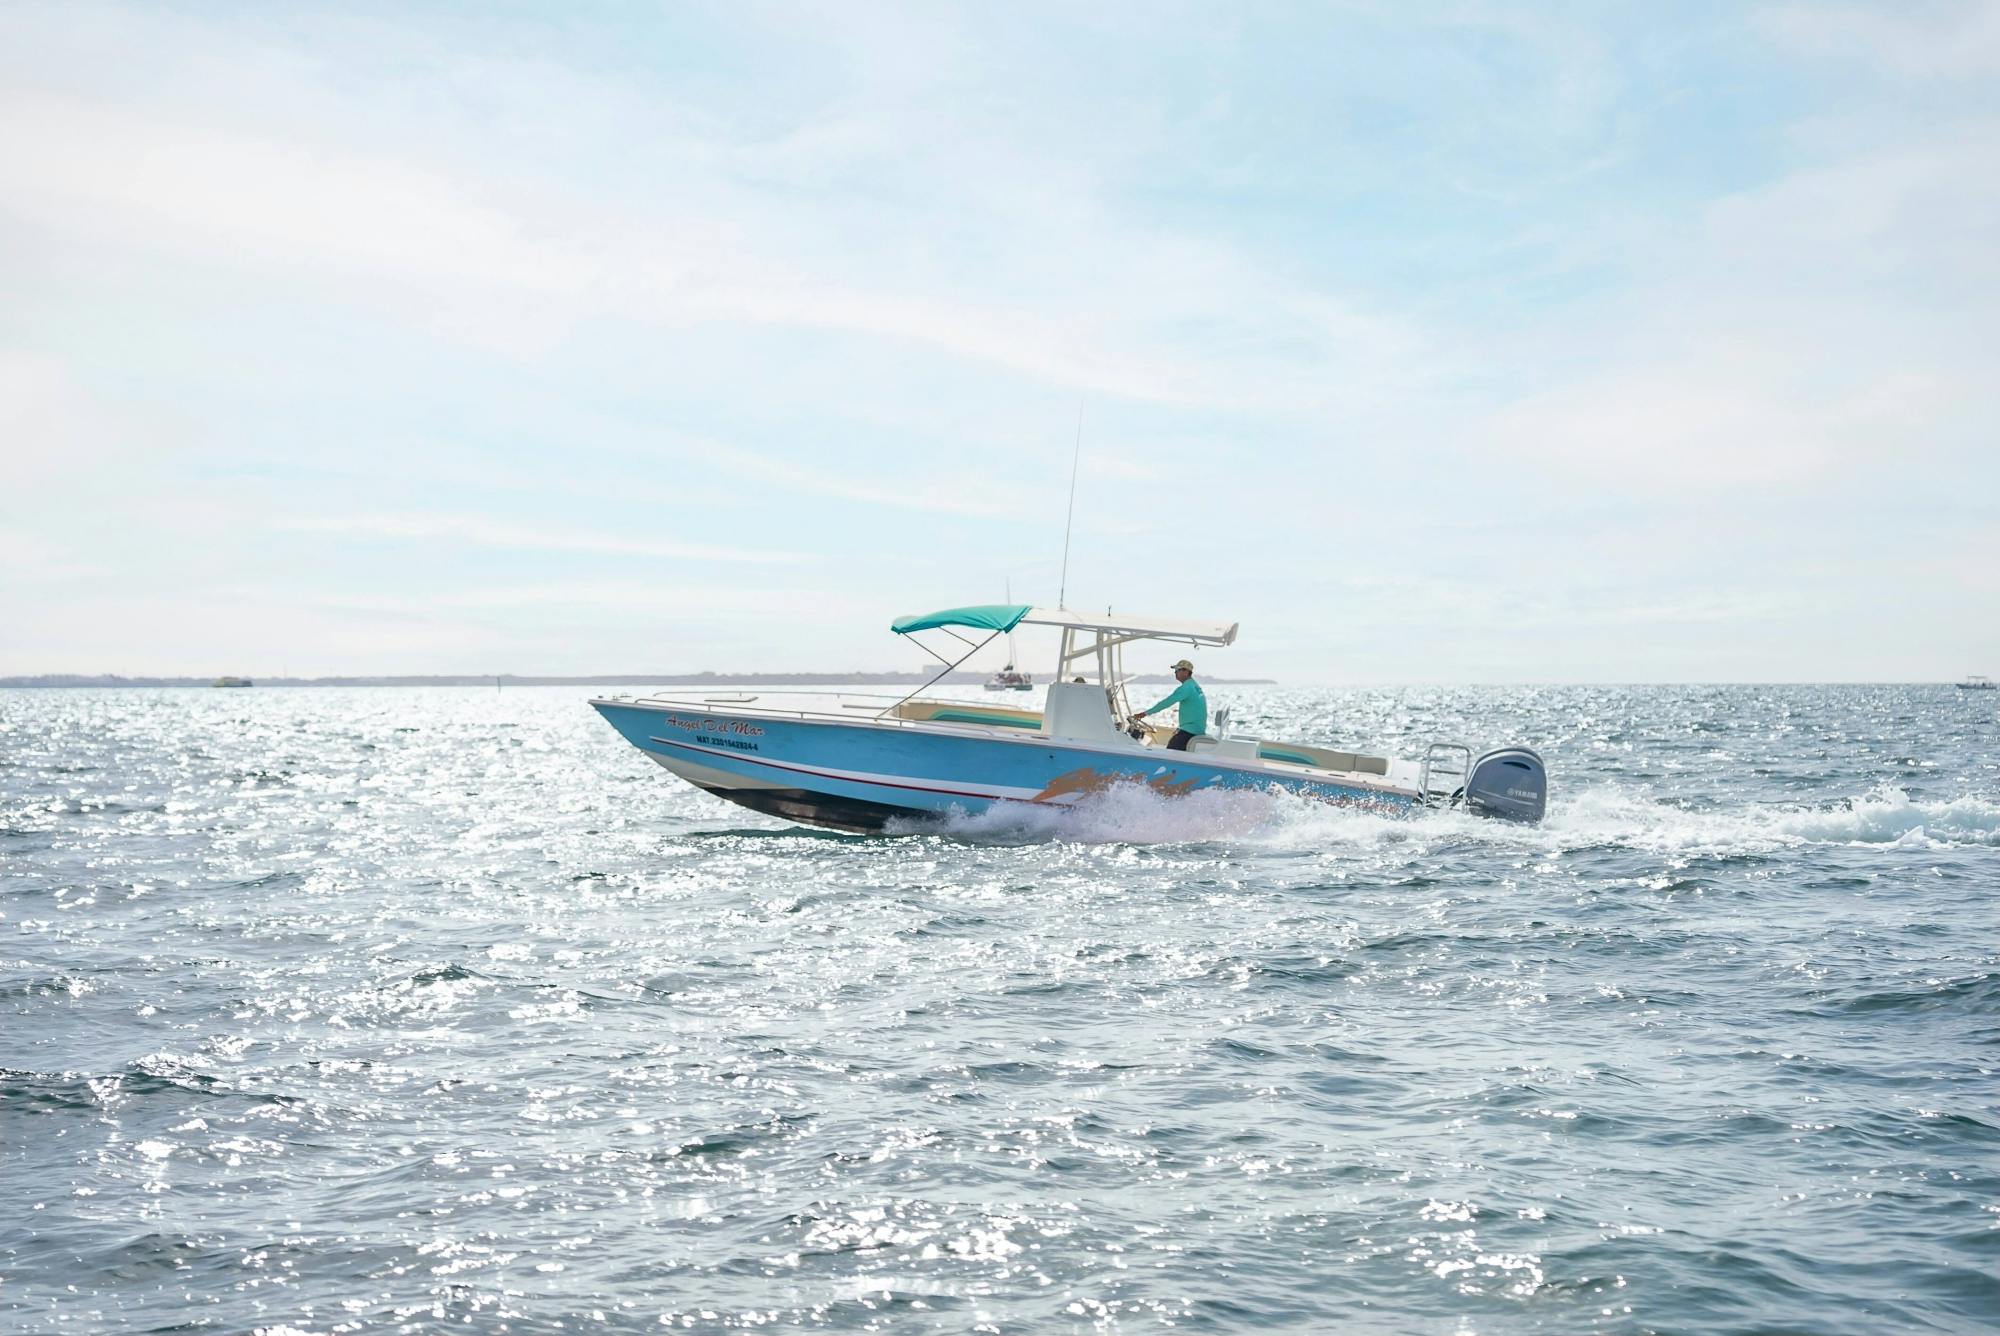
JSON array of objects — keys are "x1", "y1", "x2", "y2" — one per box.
[
  {"x1": 890, "y1": 784, "x2": 1304, "y2": 846},
  {"x1": 895, "y1": 782, "x2": 2000, "y2": 854},
  {"x1": 1536, "y1": 784, "x2": 2000, "y2": 854}
]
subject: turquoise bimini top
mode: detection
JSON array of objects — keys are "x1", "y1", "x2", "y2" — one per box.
[
  {"x1": 891, "y1": 603, "x2": 1032, "y2": 635},
  {"x1": 1144, "y1": 678, "x2": 1207, "y2": 736}
]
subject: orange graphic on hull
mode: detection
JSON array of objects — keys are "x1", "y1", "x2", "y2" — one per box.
[{"x1": 1030, "y1": 766, "x2": 1214, "y2": 804}]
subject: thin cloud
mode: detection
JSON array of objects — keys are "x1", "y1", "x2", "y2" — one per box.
[
  {"x1": 0, "y1": 43, "x2": 1429, "y2": 417},
  {"x1": 273, "y1": 513, "x2": 806, "y2": 564},
  {"x1": 305, "y1": 581, "x2": 881, "y2": 621},
  {"x1": 1756, "y1": 2, "x2": 2000, "y2": 80},
  {"x1": 0, "y1": 91, "x2": 596, "y2": 295},
  {"x1": 688, "y1": 438, "x2": 1046, "y2": 522}
]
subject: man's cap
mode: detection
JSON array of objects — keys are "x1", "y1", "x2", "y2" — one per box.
[{"x1": 1171, "y1": 659, "x2": 1194, "y2": 672}]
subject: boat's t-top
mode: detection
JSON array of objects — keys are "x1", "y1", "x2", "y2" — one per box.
[
  {"x1": 887, "y1": 601, "x2": 1547, "y2": 821},
  {"x1": 892, "y1": 602, "x2": 1232, "y2": 727}
]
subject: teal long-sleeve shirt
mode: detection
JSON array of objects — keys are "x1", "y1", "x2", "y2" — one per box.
[{"x1": 1143, "y1": 678, "x2": 1207, "y2": 736}]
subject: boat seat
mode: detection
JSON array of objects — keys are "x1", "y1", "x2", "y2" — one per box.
[
  {"x1": 1256, "y1": 745, "x2": 1329, "y2": 768},
  {"x1": 1252, "y1": 742, "x2": 1391, "y2": 775},
  {"x1": 893, "y1": 701, "x2": 1043, "y2": 730}
]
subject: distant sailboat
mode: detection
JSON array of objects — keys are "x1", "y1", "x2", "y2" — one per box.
[{"x1": 984, "y1": 581, "x2": 1035, "y2": 691}]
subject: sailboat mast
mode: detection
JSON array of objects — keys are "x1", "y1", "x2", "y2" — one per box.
[
  {"x1": 1004, "y1": 578, "x2": 1019, "y2": 667},
  {"x1": 1057, "y1": 402, "x2": 1082, "y2": 610}
]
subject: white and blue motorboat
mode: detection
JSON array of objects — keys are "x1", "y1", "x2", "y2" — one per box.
[{"x1": 591, "y1": 603, "x2": 1547, "y2": 833}]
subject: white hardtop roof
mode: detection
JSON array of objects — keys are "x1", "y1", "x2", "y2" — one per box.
[{"x1": 1021, "y1": 607, "x2": 1238, "y2": 646}]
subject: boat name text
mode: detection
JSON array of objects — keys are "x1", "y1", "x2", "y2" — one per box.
[{"x1": 662, "y1": 714, "x2": 766, "y2": 737}]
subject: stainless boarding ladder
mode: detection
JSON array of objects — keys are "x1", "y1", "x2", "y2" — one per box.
[{"x1": 1419, "y1": 742, "x2": 1471, "y2": 808}]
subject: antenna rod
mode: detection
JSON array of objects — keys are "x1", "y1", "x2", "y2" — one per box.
[{"x1": 1057, "y1": 401, "x2": 1083, "y2": 609}]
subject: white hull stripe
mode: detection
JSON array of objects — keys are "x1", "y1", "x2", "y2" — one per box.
[
  {"x1": 642, "y1": 732, "x2": 1417, "y2": 806},
  {"x1": 647, "y1": 736, "x2": 1043, "y2": 802}
]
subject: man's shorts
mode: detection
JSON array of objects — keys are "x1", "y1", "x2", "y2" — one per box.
[{"x1": 1167, "y1": 730, "x2": 1194, "y2": 751}]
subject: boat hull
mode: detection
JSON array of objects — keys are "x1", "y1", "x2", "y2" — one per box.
[{"x1": 592, "y1": 699, "x2": 1421, "y2": 834}]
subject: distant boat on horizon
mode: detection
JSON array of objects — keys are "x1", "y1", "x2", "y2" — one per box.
[
  {"x1": 983, "y1": 579, "x2": 1035, "y2": 692},
  {"x1": 212, "y1": 676, "x2": 253, "y2": 688},
  {"x1": 1957, "y1": 674, "x2": 1995, "y2": 690},
  {"x1": 983, "y1": 664, "x2": 1035, "y2": 692}
]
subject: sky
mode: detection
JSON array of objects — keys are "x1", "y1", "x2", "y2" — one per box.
[{"x1": 2, "y1": 0, "x2": 1996, "y2": 683}]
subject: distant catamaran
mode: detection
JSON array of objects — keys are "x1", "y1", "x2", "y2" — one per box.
[{"x1": 983, "y1": 664, "x2": 1034, "y2": 691}]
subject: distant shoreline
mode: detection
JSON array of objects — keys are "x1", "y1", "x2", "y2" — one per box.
[{"x1": 0, "y1": 672, "x2": 1278, "y2": 688}]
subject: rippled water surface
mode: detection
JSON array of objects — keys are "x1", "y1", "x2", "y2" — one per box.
[{"x1": 3, "y1": 684, "x2": 1997, "y2": 1334}]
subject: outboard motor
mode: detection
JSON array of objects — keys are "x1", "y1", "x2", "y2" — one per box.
[{"x1": 1464, "y1": 747, "x2": 1547, "y2": 823}]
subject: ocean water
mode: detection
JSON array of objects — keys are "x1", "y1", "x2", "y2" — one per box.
[{"x1": 2, "y1": 684, "x2": 1996, "y2": 1335}]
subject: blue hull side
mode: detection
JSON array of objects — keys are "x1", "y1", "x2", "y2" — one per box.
[{"x1": 592, "y1": 701, "x2": 1419, "y2": 832}]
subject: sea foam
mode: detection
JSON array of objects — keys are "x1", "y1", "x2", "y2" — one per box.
[{"x1": 911, "y1": 780, "x2": 2000, "y2": 855}]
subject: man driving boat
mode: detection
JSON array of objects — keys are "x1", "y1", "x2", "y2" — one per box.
[{"x1": 1134, "y1": 659, "x2": 1206, "y2": 751}]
